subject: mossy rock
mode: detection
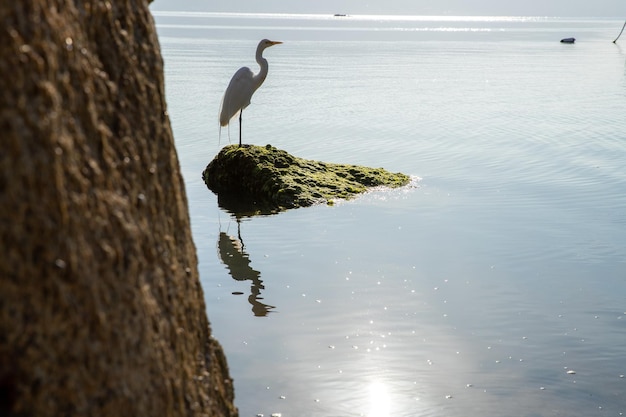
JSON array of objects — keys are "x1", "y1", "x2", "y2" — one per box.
[{"x1": 202, "y1": 144, "x2": 410, "y2": 214}]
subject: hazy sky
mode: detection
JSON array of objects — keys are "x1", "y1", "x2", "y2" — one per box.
[{"x1": 150, "y1": 0, "x2": 624, "y2": 17}]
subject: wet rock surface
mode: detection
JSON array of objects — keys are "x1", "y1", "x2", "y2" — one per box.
[{"x1": 203, "y1": 144, "x2": 411, "y2": 214}]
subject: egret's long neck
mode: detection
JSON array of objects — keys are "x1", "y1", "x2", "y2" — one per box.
[{"x1": 253, "y1": 48, "x2": 269, "y2": 91}]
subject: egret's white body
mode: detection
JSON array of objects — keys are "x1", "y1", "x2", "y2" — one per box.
[{"x1": 219, "y1": 39, "x2": 282, "y2": 146}]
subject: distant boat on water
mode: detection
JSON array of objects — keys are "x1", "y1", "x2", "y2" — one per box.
[
  {"x1": 334, "y1": 13, "x2": 347, "y2": 17},
  {"x1": 560, "y1": 37, "x2": 576, "y2": 43}
]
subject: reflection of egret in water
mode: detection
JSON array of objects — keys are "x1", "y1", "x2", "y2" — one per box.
[{"x1": 217, "y1": 220, "x2": 275, "y2": 316}]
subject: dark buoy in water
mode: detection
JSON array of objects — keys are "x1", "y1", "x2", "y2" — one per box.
[{"x1": 560, "y1": 37, "x2": 576, "y2": 43}]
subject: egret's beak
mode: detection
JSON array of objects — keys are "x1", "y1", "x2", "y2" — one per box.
[{"x1": 270, "y1": 41, "x2": 283, "y2": 46}]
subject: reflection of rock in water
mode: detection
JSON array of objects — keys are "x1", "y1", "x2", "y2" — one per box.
[{"x1": 217, "y1": 230, "x2": 275, "y2": 317}]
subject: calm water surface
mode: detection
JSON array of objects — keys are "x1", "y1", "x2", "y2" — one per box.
[{"x1": 152, "y1": 11, "x2": 626, "y2": 417}]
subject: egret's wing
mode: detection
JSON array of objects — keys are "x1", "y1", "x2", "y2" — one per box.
[{"x1": 219, "y1": 66, "x2": 255, "y2": 126}]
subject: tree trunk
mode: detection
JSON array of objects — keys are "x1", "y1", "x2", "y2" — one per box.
[{"x1": 0, "y1": 1, "x2": 237, "y2": 416}]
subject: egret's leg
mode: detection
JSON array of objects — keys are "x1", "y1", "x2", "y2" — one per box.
[{"x1": 238, "y1": 109, "x2": 243, "y2": 147}]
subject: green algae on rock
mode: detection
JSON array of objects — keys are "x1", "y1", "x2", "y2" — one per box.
[{"x1": 202, "y1": 144, "x2": 410, "y2": 213}]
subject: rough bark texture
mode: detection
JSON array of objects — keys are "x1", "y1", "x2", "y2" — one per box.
[{"x1": 0, "y1": 1, "x2": 237, "y2": 416}]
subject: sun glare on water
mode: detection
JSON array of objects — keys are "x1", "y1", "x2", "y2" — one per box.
[{"x1": 368, "y1": 381, "x2": 391, "y2": 417}]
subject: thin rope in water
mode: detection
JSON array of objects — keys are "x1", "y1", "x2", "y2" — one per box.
[{"x1": 613, "y1": 20, "x2": 626, "y2": 43}]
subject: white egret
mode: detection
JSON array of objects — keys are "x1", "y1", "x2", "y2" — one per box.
[{"x1": 219, "y1": 39, "x2": 282, "y2": 146}]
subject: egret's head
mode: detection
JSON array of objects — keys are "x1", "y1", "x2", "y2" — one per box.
[{"x1": 259, "y1": 39, "x2": 283, "y2": 49}]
